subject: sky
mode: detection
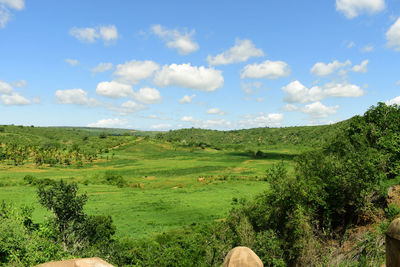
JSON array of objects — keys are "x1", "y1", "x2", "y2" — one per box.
[{"x1": 0, "y1": 0, "x2": 400, "y2": 130}]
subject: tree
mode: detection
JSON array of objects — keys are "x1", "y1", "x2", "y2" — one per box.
[{"x1": 37, "y1": 180, "x2": 87, "y2": 251}]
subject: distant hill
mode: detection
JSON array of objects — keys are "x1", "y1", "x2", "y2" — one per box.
[{"x1": 156, "y1": 120, "x2": 349, "y2": 150}]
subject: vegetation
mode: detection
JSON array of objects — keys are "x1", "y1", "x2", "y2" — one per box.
[{"x1": 0, "y1": 103, "x2": 399, "y2": 266}]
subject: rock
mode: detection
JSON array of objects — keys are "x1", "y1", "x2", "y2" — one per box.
[
  {"x1": 34, "y1": 257, "x2": 114, "y2": 267},
  {"x1": 223, "y1": 246, "x2": 263, "y2": 267}
]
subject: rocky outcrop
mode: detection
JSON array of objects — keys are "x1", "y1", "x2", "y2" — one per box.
[
  {"x1": 34, "y1": 257, "x2": 114, "y2": 267},
  {"x1": 223, "y1": 246, "x2": 263, "y2": 267}
]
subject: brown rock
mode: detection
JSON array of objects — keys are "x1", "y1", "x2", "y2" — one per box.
[
  {"x1": 34, "y1": 257, "x2": 114, "y2": 267},
  {"x1": 223, "y1": 246, "x2": 263, "y2": 267}
]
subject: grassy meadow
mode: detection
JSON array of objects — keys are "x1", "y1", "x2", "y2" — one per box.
[{"x1": 0, "y1": 130, "x2": 304, "y2": 238}]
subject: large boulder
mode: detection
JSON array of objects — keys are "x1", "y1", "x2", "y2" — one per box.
[
  {"x1": 223, "y1": 246, "x2": 263, "y2": 267},
  {"x1": 34, "y1": 257, "x2": 114, "y2": 267}
]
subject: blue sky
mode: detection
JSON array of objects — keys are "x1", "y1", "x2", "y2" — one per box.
[{"x1": 1, "y1": 0, "x2": 400, "y2": 130}]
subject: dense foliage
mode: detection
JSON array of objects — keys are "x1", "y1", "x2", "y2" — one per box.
[
  {"x1": 1, "y1": 103, "x2": 400, "y2": 266},
  {"x1": 0, "y1": 125, "x2": 136, "y2": 167},
  {"x1": 156, "y1": 123, "x2": 345, "y2": 151}
]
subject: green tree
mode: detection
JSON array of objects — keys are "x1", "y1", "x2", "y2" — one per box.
[{"x1": 37, "y1": 180, "x2": 87, "y2": 252}]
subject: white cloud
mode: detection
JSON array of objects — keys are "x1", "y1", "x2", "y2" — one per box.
[
  {"x1": 282, "y1": 80, "x2": 364, "y2": 103},
  {"x1": 301, "y1": 102, "x2": 339, "y2": 117},
  {"x1": 282, "y1": 80, "x2": 323, "y2": 103},
  {"x1": 118, "y1": 100, "x2": 146, "y2": 114},
  {"x1": 69, "y1": 27, "x2": 99, "y2": 43},
  {"x1": 256, "y1": 97, "x2": 264, "y2": 102},
  {"x1": 99, "y1": 25, "x2": 118, "y2": 42},
  {"x1": 181, "y1": 116, "x2": 195, "y2": 122},
  {"x1": 133, "y1": 87, "x2": 162, "y2": 104},
  {"x1": 154, "y1": 63, "x2": 224, "y2": 92},
  {"x1": 207, "y1": 39, "x2": 264, "y2": 65},
  {"x1": 150, "y1": 123, "x2": 172, "y2": 130},
  {"x1": 91, "y1": 62, "x2": 113, "y2": 73},
  {"x1": 1, "y1": 92, "x2": 30, "y2": 105},
  {"x1": 396, "y1": 81, "x2": 400, "y2": 86},
  {"x1": 361, "y1": 45, "x2": 374, "y2": 52},
  {"x1": 0, "y1": 6, "x2": 10, "y2": 28},
  {"x1": 352, "y1": 59, "x2": 369, "y2": 73},
  {"x1": 336, "y1": 0, "x2": 385, "y2": 18},
  {"x1": 240, "y1": 60, "x2": 290, "y2": 79},
  {"x1": 96, "y1": 81, "x2": 133, "y2": 99},
  {"x1": 179, "y1": 94, "x2": 196, "y2": 104},
  {"x1": 0, "y1": 80, "x2": 13, "y2": 93},
  {"x1": 386, "y1": 18, "x2": 400, "y2": 51},
  {"x1": 283, "y1": 104, "x2": 299, "y2": 111},
  {"x1": 151, "y1": 24, "x2": 199, "y2": 55},
  {"x1": 310, "y1": 60, "x2": 351, "y2": 76},
  {"x1": 323, "y1": 82, "x2": 365, "y2": 97},
  {"x1": 241, "y1": 81, "x2": 262, "y2": 94},
  {"x1": 65, "y1": 58, "x2": 79, "y2": 66},
  {"x1": 87, "y1": 118, "x2": 127, "y2": 128},
  {"x1": 69, "y1": 25, "x2": 119, "y2": 44},
  {"x1": 0, "y1": 0, "x2": 24, "y2": 28},
  {"x1": 238, "y1": 113, "x2": 283, "y2": 128},
  {"x1": 114, "y1": 60, "x2": 159, "y2": 85},
  {"x1": 206, "y1": 107, "x2": 226, "y2": 115},
  {"x1": 12, "y1": 79, "x2": 26, "y2": 88},
  {"x1": 0, "y1": 0, "x2": 24, "y2": 10},
  {"x1": 386, "y1": 96, "x2": 400, "y2": 106},
  {"x1": 55, "y1": 88, "x2": 100, "y2": 107}
]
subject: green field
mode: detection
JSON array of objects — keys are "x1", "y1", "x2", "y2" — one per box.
[{"x1": 0, "y1": 136, "x2": 302, "y2": 238}]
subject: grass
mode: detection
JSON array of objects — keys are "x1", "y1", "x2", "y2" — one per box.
[{"x1": 0, "y1": 138, "x2": 301, "y2": 238}]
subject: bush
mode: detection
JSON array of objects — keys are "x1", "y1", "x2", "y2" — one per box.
[{"x1": 103, "y1": 171, "x2": 127, "y2": 188}]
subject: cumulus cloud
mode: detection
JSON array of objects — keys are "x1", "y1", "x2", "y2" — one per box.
[
  {"x1": 0, "y1": 0, "x2": 24, "y2": 28},
  {"x1": 282, "y1": 80, "x2": 365, "y2": 103},
  {"x1": 1, "y1": 92, "x2": 30, "y2": 105},
  {"x1": 12, "y1": 79, "x2": 26, "y2": 88},
  {"x1": 336, "y1": 0, "x2": 385, "y2": 18},
  {"x1": 396, "y1": 81, "x2": 400, "y2": 86},
  {"x1": 91, "y1": 62, "x2": 113, "y2": 73},
  {"x1": 352, "y1": 59, "x2": 369, "y2": 73},
  {"x1": 65, "y1": 58, "x2": 79, "y2": 66},
  {"x1": 240, "y1": 60, "x2": 290, "y2": 79},
  {"x1": 386, "y1": 96, "x2": 400, "y2": 106},
  {"x1": 99, "y1": 25, "x2": 118, "y2": 42},
  {"x1": 151, "y1": 24, "x2": 199, "y2": 55},
  {"x1": 0, "y1": 0, "x2": 24, "y2": 10},
  {"x1": 96, "y1": 81, "x2": 133, "y2": 99},
  {"x1": 133, "y1": 87, "x2": 162, "y2": 104},
  {"x1": 181, "y1": 116, "x2": 195, "y2": 122},
  {"x1": 386, "y1": 18, "x2": 400, "y2": 51},
  {"x1": 238, "y1": 113, "x2": 283, "y2": 128},
  {"x1": 154, "y1": 63, "x2": 224, "y2": 92},
  {"x1": 207, "y1": 39, "x2": 264, "y2": 65},
  {"x1": 310, "y1": 60, "x2": 351, "y2": 76},
  {"x1": 55, "y1": 88, "x2": 100, "y2": 107},
  {"x1": 301, "y1": 102, "x2": 339, "y2": 118},
  {"x1": 282, "y1": 104, "x2": 299, "y2": 111},
  {"x1": 69, "y1": 25, "x2": 119, "y2": 44},
  {"x1": 206, "y1": 107, "x2": 226, "y2": 115},
  {"x1": 179, "y1": 94, "x2": 196, "y2": 104},
  {"x1": 0, "y1": 80, "x2": 13, "y2": 93},
  {"x1": 114, "y1": 60, "x2": 159, "y2": 85},
  {"x1": 116, "y1": 100, "x2": 146, "y2": 115},
  {"x1": 87, "y1": 118, "x2": 127, "y2": 128}
]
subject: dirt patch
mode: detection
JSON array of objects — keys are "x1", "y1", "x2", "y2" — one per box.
[{"x1": 387, "y1": 185, "x2": 400, "y2": 206}]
